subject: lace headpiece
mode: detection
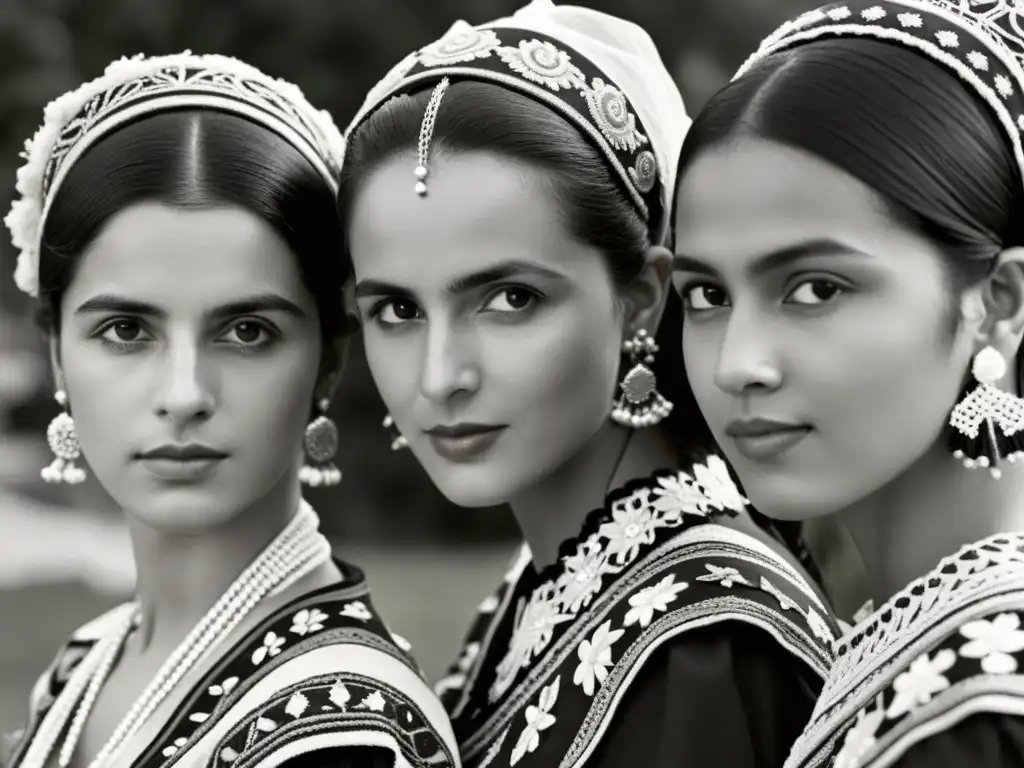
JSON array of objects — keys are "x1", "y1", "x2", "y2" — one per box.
[
  {"x1": 734, "y1": 0, "x2": 1024, "y2": 189},
  {"x1": 5, "y1": 51, "x2": 346, "y2": 298},
  {"x1": 345, "y1": 0, "x2": 690, "y2": 237}
]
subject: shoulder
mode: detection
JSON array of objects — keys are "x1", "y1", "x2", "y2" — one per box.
[
  {"x1": 154, "y1": 573, "x2": 459, "y2": 768},
  {"x1": 828, "y1": 605, "x2": 1024, "y2": 768}
]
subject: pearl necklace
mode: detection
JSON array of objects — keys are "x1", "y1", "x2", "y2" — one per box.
[{"x1": 18, "y1": 500, "x2": 332, "y2": 768}]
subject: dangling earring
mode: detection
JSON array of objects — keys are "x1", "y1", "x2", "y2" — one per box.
[
  {"x1": 610, "y1": 328, "x2": 673, "y2": 428},
  {"x1": 42, "y1": 390, "x2": 87, "y2": 484},
  {"x1": 300, "y1": 398, "x2": 342, "y2": 487},
  {"x1": 949, "y1": 346, "x2": 1024, "y2": 478},
  {"x1": 382, "y1": 413, "x2": 408, "y2": 451}
]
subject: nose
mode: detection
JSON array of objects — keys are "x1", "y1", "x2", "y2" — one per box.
[
  {"x1": 713, "y1": 306, "x2": 783, "y2": 396},
  {"x1": 418, "y1": 319, "x2": 480, "y2": 406},
  {"x1": 154, "y1": 333, "x2": 215, "y2": 428}
]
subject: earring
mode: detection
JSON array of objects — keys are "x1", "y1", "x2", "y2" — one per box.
[
  {"x1": 610, "y1": 328, "x2": 673, "y2": 428},
  {"x1": 42, "y1": 390, "x2": 87, "y2": 484},
  {"x1": 383, "y1": 413, "x2": 408, "y2": 451},
  {"x1": 300, "y1": 398, "x2": 342, "y2": 487},
  {"x1": 948, "y1": 346, "x2": 1024, "y2": 478}
]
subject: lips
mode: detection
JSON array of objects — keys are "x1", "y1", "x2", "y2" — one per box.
[
  {"x1": 136, "y1": 444, "x2": 229, "y2": 482},
  {"x1": 137, "y1": 444, "x2": 228, "y2": 461},
  {"x1": 424, "y1": 423, "x2": 507, "y2": 462},
  {"x1": 724, "y1": 418, "x2": 811, "y2": 462}
]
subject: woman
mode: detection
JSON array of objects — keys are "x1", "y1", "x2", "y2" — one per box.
[
  {"x1": 672, "y1": 1, "x2": 1024, "y2": 766},
  {"x1": 3, "y1": 52, "x2": 457, "y2": 768},
  {"x1": 340, "y1": 2, "x2": 838, "y2": 766}
]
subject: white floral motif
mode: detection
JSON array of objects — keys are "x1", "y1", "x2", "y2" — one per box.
[
  {"x1": 897, "y1": 12, "x2": 923, "y2": 27},
  {"x1": 251, "y1": 631, "x2": 285, "y2": 665},
  {"x1": 959, "y1": 612, "x2": 1024, "y2": 673},
  {"x1": 861, "y1": 6, "x2": 886, "y2": 20},
  {"x1": 968, "y1": 51, "x2": 990, "y2": 71},
  {"x1": 357, "y1": 690, "x2": 387, "y2": 712},
  {"x1": 935, "y1": 30, "x2": 960, "y2": 47},
  {"x1": 573, "y1": 621, "x2": 625, "y2": 696},
  {"x1": 599, "y1": 497, "x2": 663, "y2": 564},
  {"x1": 498, "y1": 39, "x2": 586, "y2": 91},
  {"x1": 697, "y1": 564, "x2": 751, "y2": 588},
  {"x1": 340, "y1": 601, "x2": 373, "y2": 622},
  {"x1": 391, "y1": 632, "x2": 413, "y2": 653},
  {"x1": 996, "y1": 74, "x2": 1015, "y2": 98},
  {"x1": 833, "y1": 706, "x2": 886, "y2": 768},
  {"x1": 581, "y1": 77, "x2": 648, "y2": 153},
  {"x1": 759, "y1": 577, "x2": 796, "y2": 612},
  {"x1": 648, "y1": 470, "x2": 716, "y2": 520},
  {"x1": 886, "y1": 648, "x2": 957, "y2": 718},
  {"x1": 290, "y1": 608, "x2": 328, "y2": 636},
  {"x1": 827, "y1": 6, "x2": 852, "y2": 20},
  {"x1": 510, "y1": 677, "x2": 560, "y2": 766},
  {"x1": 208, "y1": 676, "x2": 239, "y2": 697},
  {"x1": 161, "y1": 737, "x2": 188, "y2": 757},
  {"x1": 491, "y1": 584, "x2": 571, "y2": 702},
  {"x1": 795, "y1": 9, "x2": 827, "y2": 27},
  {"x1": 623, "y1": 574, "x2": 690, "y2": 628},
  {"x1": 693, "y1": 455, "x2": 749, "y2": 513},
  {"x1": 285, "y1": 692, "x2": 310, "y2": 718},
  {"x1": 329, "y1": 681, "x2": 352, "y2": 709},
  {"x1": 555, "y1": 535, "x2": 610, "y2": 612},
  {"x1": 419, "y1": 22, "x2": 500, "y2": 67}
]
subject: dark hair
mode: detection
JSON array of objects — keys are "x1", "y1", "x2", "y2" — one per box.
[
  {"x1": 39, "y1": 109, "x2": 350, "y2": 350},
  {"x1": 340, "y1": 80, "x2": 714, "y2": 463}
]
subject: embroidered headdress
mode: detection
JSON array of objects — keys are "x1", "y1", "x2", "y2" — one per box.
[
  {"x1": 5, "y1": 51, "x2": 346, "y2": 298},
  {"x1": 734, "y1": 0, "x2": 1024, "y2": 190},
  {"x1": 345, "y1": 0, "x2": 690, "y2": 237}
]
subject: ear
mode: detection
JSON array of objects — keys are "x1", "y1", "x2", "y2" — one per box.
[
  {"x1": 47, "y1": 334, "x2": 66, "y2": 394},
  {"x1": 977, "y1": 247, "x2": 1024, "y2": 355},
  {"x1": 316, "y1": 334, "x2": 351, "y2": 403},
  {"x1": 620, "y1": 245, "x2": 673, "y2": 334}
]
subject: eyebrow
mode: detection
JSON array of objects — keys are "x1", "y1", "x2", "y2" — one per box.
[
  {"x1": 354, "y1": 260, "x2": 567, "y2": 300},
  {"x1": 673, "y1": 238, "x2": 867, "y2": 277},
  {"x1": 73, "y1": 293, "x2": 308, "y2": 319}
]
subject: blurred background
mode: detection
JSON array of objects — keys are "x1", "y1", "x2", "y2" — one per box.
[{"x1": 0, "y1": 0, "x2": 867, "y2": 736}]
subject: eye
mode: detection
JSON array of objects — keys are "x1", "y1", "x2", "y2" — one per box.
[
  {"x1": 787, "y1": 279, "x2": 844, "y2": 305},
  {"x1": 482, "y1": 287, "x2": 537, "y2": 314},
  {"x1": 375, "y1": 298, "x2": 422, "y2": 327},
  {"x1": 98, "y1": 319, "x2": 151, "y2": 345},
  {"x1": 683, "y1": 284, "x2": 729, "y2": 311},
  {"x1": 221, "y1": 320, "x2": 272, "y2": 347}
]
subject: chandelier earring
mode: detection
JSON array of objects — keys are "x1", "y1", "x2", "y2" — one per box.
[
  {"x1": 610, "y1": 328, "x2": 673, "y2": 428},
  {"x1": 300, "y1": 398, "x2": 342, "y2": 487},
  {"x1": 948, "y1": 345, "x2": 1024, "y2": 479},
  {"x1": 382, "y1": 413, "x2": 408, "y2": 451},
  {"x1": 42, "y1": 390, "x2": 87, "y2": 484}
]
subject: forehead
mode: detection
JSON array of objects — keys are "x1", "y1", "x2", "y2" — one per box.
[
  {"x1": 348, "y1": 151, "x2": 599, "y2": 286},
  {"x1": 66, "y1": 202, "x2": 308, "y2": 306},
  {"x1": 674, "y1": 136, "x2": 914, "y2": 268}
]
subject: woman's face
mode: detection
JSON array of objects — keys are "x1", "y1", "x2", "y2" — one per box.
[
  {"x1": 673, "y1": 136, "x2": 979, "y2": 521},
  {"x1": 56, "y1": 202, "x2": 324, "y2": 531},
  {"x1": 348, "y1": 152, "x2": 626, "y2": 507}
]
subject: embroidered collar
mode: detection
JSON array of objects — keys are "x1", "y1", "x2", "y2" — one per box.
[{"x1": 486, "y1": 458, "x2": 749, "y2": 704}]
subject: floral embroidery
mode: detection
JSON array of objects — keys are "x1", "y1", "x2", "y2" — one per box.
[
  {"x1": 581, "y1": 77, "x2": 648, "y2": 153},
  {"x1": 492, "y1": 584, "x2": 571, "y2": 701},
  {"x1": 897, "y1": 12, "x2": 923, "y2": 28},
  {"x1": 419, "y1": 21, "x2": 500, "y2": 67},
  {"x1": 885, "y1": 648, "x2": 956, "y2": 718},
  {"x1": 391, "y1": 632, "x2": 413, "y2": 653},
  {"x1": 340, "y1": 601, "x2": 373, "y2": 621},
  {"x1": 510, "y1": 676, "x2": 560, "y2": 766},
  {"x1": 290, "y1": 608, "x2": 328, "y2": 636},
  {"x1": 806, "y1": 606, "x2": 835, "y2": 644},
  {"x1": 628, "y1": 150, "x2": 657, "y2": 195},
  {"x1": 696, "y1": 564, "x2": 751, "y2": 588},
  {"x1": 935, "y1": 29, "x2": 960, "y2": 47},
  {"x1": 208, "y1": 676, "x2": 239, "y2": 697},
  {"x1": 958, "y1": 611, "x2": 1024, "y2": 673},
  {"x1": 162, "y1": 736, "x2": 188, "y2": 757},
  {"x1": 833, "y1": 704, "x2": 886, "y2": 768},
  {"x1": 251, "y1": 631, "x2": 285, "y2": 665},
  {"x1": 826, "y1": 6, "x2": 852, "y2": 20},
  {"x1": 599, "y1": 497, "x2": 666, "y2": 564},
  {"x1": 329, "y1": 680, "x2": 352, "y2": 708},
  {"x1": 357, "y1": 690, "x2": 387, "y2": 711},
  {"x1": 284, "y1": 691, "x2": 310, "y2": 718},
  {"x1": 861, "y1": 6, "x2": 886, "y2": 21},
  {"x1": 573, "y1": 622, "x2": 625, "y2": 696},
  {"x1": 648, "y1": 471, "x2": 717, "y2": 520},
  {"x1": 996, "y1": 73, "x2": 1015, "y2": 98},
  {"x1": 556, "y1": 535, "x2": 612, "y2": 612},
  {"x1": 759, "y1": 577, "x2": 796, "y2": 612},
  {"x1": 692, "y1": 455, "x2": 749, "y2": 513},
  {"x1": 623, "y1": 574, "x2": 690, "y2": 628},
  {"x1": 497, "y1": 39, "x2": 586, "y2": 91},
  {"x1": 968, "y1": 50, "x2": 990, "y2": 70}
]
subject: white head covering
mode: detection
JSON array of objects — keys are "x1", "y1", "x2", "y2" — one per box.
[
  {"x1": 484, "y1": 0, "x2": 691, "y2": 213},
  {"x1": 346, "y1": 0, "x2": 690, "y2": 239}
]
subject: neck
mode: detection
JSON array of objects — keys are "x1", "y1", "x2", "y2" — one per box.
[
  {"x1": 125, "y1": 475, "x2": 304, "y2": 650},
  {"x1": 509, "y1": 423, "x2": 677, "y2": 570},
  {"x1": 840, "y1": 444, "x2": 1024, "y2": 606}
]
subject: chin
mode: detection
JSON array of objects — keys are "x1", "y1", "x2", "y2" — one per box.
[
  {"x1": 120, "y1": 485, "x2": 245, "y2": 532},
  {"x1": 411, "y1": 452, "x2": 519, "y2": 508},
  {"x1": 733, "y1": 471, "x2": 842, "y2": 523}
]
